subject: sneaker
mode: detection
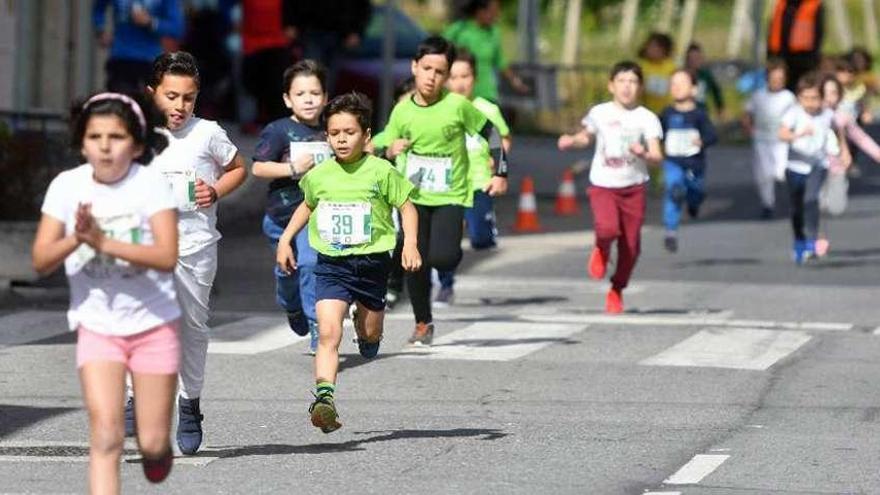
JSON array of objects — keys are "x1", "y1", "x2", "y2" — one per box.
[
  {"x1": 663, "y1": 234, "x2": 678, "y2": 253},
  {"x1": 176, "y1": 397, "x2": 204, "y2": 455},
  {"x1": 309, "y1": 394, "x2": 342, "y2": 434},
  {"x1": 687, "y1": 204, "x2": 700, "y2": 219},
  {"x1": 308, "y1": 321, "x2": 319, "y2": 356},
  {"x1": 124, "y1": 396, "x2": 136, "y2": 438},
  {"x1": 605, "y1": 288, "x2": 624, "y2": 314},
  {"x1": 792, "y1": 239, "x2": 807, "y2": 265},
  {"x1": 142, "y1": 449, "x2": 173, "y2": 483},
  {"x1": 433, "y1": 287, "x2": 454, "y2": 308},
  {"x1": 815, "y1": 237, "x2": 830, "y2": 257},
  {"x1": 587, "y1": 247, "x2": 607, "y2": 280},
  {"x1": 760, "y1": 207, "x2": 774, "y2": 220},
  {"x1": 385, "y1": 289, "x2": 400, "y2": 309},
  {"x1": 407, "y1": 322, "x2": 434, "y2": 346},
  {"x1": 286, "y1": 310, "x2": 309, "y2": 337}
]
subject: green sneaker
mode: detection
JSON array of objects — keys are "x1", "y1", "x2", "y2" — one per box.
[{"x1": 309, "y1": 394, "x2": 342, "y2": 434}]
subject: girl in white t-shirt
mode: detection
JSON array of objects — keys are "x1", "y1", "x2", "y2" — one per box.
[
  {"x1": 558, "y1": 61, "x2": 663, "y2": 314},
  {"x1": 32, "y1": 93, "x2": 180, "y2": 491},
  {"x1": 146, "y1": 51, "x2": 247, "y2": 455}
]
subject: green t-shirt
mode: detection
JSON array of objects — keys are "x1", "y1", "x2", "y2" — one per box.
[
  {"x1": 384, "y1": 91, "x2": 488, "y2": 207},
  {"x1": 301, "y1": 154, "x2": 413, "y2": 257},
  {"x1": 443, "y1": 19, "x2": 508, "y2": 102},
  {"x1": 371, "y1": 130, "x2": 406, "y2": 174},
  {"x1": 467, "y1": 97, "x2": 510, "y2": 191}
]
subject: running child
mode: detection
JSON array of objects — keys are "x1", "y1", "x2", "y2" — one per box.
[
  {"x1": 638, "y1": 32, "x2": 676, "y2": 115},
  {"x1": 252, "y1": 60, "x2": 330, "y2": 354},
  {"x1": 743, "y1": 58, "x2": 796, "y2": 219},
  {"x1": 275, "y1": 92, "x2": 421, "y2": 433},
  {"x1": 659, "y1": 69, "x2": 718, "y2": 253},
  {"x1": 778, "y1": 72, "x2": 842, "y2": 264},
  {"x1": 435, "y1": 48, "x2": 512, "y2": 306},
  {"x1": 379, "y1": 35, "x2": 509, "y2": 345},
  {"x1": 684, "y1": 42, "x2": 726, "y2": 118},
  {"x1": 558, "y1": 61, "x2": 663, "y2": 314},
  {"x1": 32, "y1": 92, "x2": 179, "y2": 491},
  {"x1": 147, "y1": 51, "x2": 247, "y2": 454}
]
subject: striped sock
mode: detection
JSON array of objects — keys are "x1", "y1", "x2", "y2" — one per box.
[{"x1": 316, "y1": 381, "x2": 335, "y2": 398}]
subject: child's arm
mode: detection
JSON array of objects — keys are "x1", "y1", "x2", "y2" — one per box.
[
  {"x1": 252, "y1": 154, "x2": 316, "y2": 179},
  {"x1": 631, "y1": 138, "x2": 663, "y2": 166},
  {"x1": 700, "y1": 111, "x2": 719, "y2": 148},
  {"x1": 31, "y1": 215, "x2": 81, "y2": 276},
  {"x1": 398, "y1": 199, "x2": 422, "y2": 272},
  {"x1": 276, "y1": 201, "x2": 312, "y2": 274},
  {"x1": 195, "y1": 153, "x2": 247, "y2": 208},
  {"x1": 75, "y1": 204, "x2": 179, "y2": 272},
  {"x1": 777, "y1": 123, "x2": 808, "y2": 143},
  {"x1": 842, "y1": 116, "x2": 880, "y2": 163},
  {"x1": 557, "y1": 128, "x2": 593, "y2": 150}
]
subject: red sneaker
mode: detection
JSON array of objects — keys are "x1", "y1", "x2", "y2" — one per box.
[
  {"x1": 605, "y1": 288, "x2": 623, "y2": 314},
  {"x1": 142, "y1": 449, "x2": 173, "y2": 483},
  {"x1": 587, "y1": 247, "x2": 607, "y2": 280}
]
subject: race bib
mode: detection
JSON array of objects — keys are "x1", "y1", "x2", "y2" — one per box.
[
  {"x1": 162, "y1": 169, "x2": 196, "y2": 212},
  {"x1": 645, "y1": 75, "x2": 669, "y2": 96},
  {"x1": 407, "y1": 153, "x2": 453, "y2": 193},
  {"x1": 665, "y1": 129, "x2": 701, "y2": 157},
  {"x1": 72, "y1": 213, "x2": 143, "y2": 276},
  {"x1": 290, "y1": 142, "x2": 334, "y2": 167},
  {"x1": 465, "y1": 134, "x2": 482, "y2": 152},
  {"x1": 316, "y1": 201, "x2": 372, "y2": 246}
]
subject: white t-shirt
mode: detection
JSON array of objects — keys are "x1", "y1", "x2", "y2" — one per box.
[
  {"x1": 781, "y1": 106, "x2": 839, "y2": 175},
  {"x1": 746, "y1": 88, "x2": 796, "y2": 142},
  {"x1": 582, "y1": 102, "x2": 663, "y2": 188},
  {"x1": 151, "y1": 117, "x2": 238, "y2": 256},
  {"x1": 41, "y1": 163, "x2": 181, "y2": 336}
]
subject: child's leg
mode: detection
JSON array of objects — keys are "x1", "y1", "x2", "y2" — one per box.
[
  {"x1": 785, "y1": 170, "x2": 807, "y2": 240},
  {"x1": 80, "y1": 361, "x2": 127, "y2": 495},
  {"x1": 406, "y1": 204, "x2": 434, "y2": 325},
  {"x1": 803, "y1": 167, "x2": 829, "y2": 242},
  {"x1": 294, "y1": 228, "x2": 318, "y2": 326},
  {"x1": 314, "y1": 299, "x2": 349, "y2": 386},
  {"x1": 587, "y1": 186, "x2": 622, "y2": 257},
  {"x1": 437, "y1": 270, "x2": 455, "y2": 290},
  {"x1": 752, "y1": 143, "x2": 776, "y2": 208},
  {"x1": 132, "y1": 372, "x2": 177, "y2": 457},
  {"x1": 610, "y1": 185, "x2": 647, "y2": 291},
  {"x1": 354, "y1": 301, "x2": 385, "y2": 343},
  {"x1": 175, "y1": 244, "x2": 217, "y2": 401},
  {"x1": 662, "y1": 160, "x2": 685, "y2": 232},
  {"x1": 685, "y1": 168, "x2": 707, "y2": 215},
  {"x1": 465, "y1": 190, "x2": 498, "y2": 250},
  {"x1": 262, "y1": 216, "x2": 307, "y2": 333}
]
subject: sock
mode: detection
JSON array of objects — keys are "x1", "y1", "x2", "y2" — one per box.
[{"x1": 316, "y1": 381, "x2": 335, "y2": 398}]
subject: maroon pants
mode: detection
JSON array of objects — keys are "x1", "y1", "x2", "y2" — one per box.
[{"x1": 588, "y1": 184, "x2": 647, "y2": 291}]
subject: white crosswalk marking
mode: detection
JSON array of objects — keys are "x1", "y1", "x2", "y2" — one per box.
[
  {"x1": 663, "y1": 454, "x2": 730, "y2": 484},
  {"x1": 398, "y1": 322, "x2": 585, "y2": 361},
  {"x1": 208, "y1": 315, "x2": 305, "y2": 355},
  {"x1": 640, "y1": 328, "x2": 812, "y2": 370}
]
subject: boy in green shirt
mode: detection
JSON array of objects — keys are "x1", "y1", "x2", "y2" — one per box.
[
  {"x1": 276, "y1": 93, "x2": 421, "y2": 433},
  {"x1": 379, "y1": 35, "x2": 509, "y2": 346}
]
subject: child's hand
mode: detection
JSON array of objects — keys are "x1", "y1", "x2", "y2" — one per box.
[
  {"x1": 276, "y1": 243, "x2": 297, "y2": 275},
  {"x1": 291, "y1": 153, "x2": 316, "y2": 175},
  {"x1": 401, "y1": 242, "x2": 422, "y2": 272},
  {"x1": 693, "y1": 138, "x2": 703, "y2": 148},
  {"x1": 557, "y1": 134, "x2": 575, "y2": 151},
  {"x1": 484, "y1": 176, "x2": 508, "y2": 197},
  {"x1": 629, "y1": 142, "x2": 646, "y2": 157},
  {"x1": 74, "y1": 203, "x2": 104, "y2": 251},
  {"x1": 194, "y1": 179, "x2": 218, "y2": 208},
  {"x1": 388, "y1": 139, "x2": 410, "y2": 159}
]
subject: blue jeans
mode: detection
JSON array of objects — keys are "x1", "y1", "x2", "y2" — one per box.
[
  {"x1": 785, "y1": 167, "x2": 827, "y2": 241},
  {"x1": 438, "y1": 190, "x2": 496, "y2": 289},
  {"x1": 663, "y1": 160, "x2": 705, "y2": 232},
  {"x1": 262, "y1": 214, "x2": 317, "y2": 324}
]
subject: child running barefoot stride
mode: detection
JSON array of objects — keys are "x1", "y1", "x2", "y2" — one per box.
[
  {"x1": 558, "y1": 61, "x2": 663, "y2": 314},
  {"x1": 147, "y1": 51, "x2": 247, "y2": 455},
  {"x1": 659, "y1": 69, "x2": 718, "y2": 253},
  {"x1": 252, "y1": 60, "x2": 331, "y2": 354},
  {"x1": 276, "y1": 93, "x2": 421, "y2": 433},
  {"x1": 32, "y1": 93, "x2": 180, "y2": 492}
]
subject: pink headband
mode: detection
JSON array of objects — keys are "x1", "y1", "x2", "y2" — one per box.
[{"x1": 85, "y1": 92, "x2": 147, "y2": 134}]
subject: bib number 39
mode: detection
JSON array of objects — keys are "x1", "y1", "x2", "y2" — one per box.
[{"x1": 317, "y1": 202, "x2": 372, "y2": 246}]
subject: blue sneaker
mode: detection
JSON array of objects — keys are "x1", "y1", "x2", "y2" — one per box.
[
  {"x1": 792, "y1": 239, "x2": 807, "y2": 265},
  {"x1": 124, "y1": 396, "x2": 136, "y2": 437},
  {"x1": 286, "y1": 310, "x2": 309, "y2": 336},
  {"x1": 308, "y1": 321, "x2": 318, "y2": 356},
  {"x1": 176, "y1": 397, "x2": 203, "y2": 455}
]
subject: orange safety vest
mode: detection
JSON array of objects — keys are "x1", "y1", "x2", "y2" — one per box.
[{"x1": 768, "y1": 0, "x2": 822, "y2": 54}]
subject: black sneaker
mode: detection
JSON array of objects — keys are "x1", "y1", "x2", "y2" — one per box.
[
  {"x1": 664, "y1": 235, "x2": 678, "y2": 253},
  {"x1": 309, "y1": 394, "x2": 342, "y2": 433},
  {"x1": 687, "y1": 204, "x2": 700, "y2": 219},
  {"x1": 760, "y1": 207, "x2": 774, "y2": 220},
  {"x1": 176, "y1": 397, "x2": 204, "y2": 455},
  {"x1": 124, "y1": 396, "x2": 136, "y2": 438},
  {"x1": 286, "y1": 310, "x2": 309, "y2": 336}
]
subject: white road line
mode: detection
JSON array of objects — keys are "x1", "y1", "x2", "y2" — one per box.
[
  {"x1": 664, "y1": 454, "x2": 730, "y2": 485},
  {"x1": 519, "y1": 312, "x2": 851, "y2": 332},
  {"x1": 640, "y1": 328, "x2": 811, "y2": 370},
  {"x1": 397, "y1": 322, "x2": 585, "y2": 361},
  {"x1": 644, "y1": 492, "x2": 682, "y2": 495},
  {"x1": 208, "y1": 316, "x2": 305, "y2": 355},
  {"x1": 0, "y1": 310, "x2": 69, "y2": 346},
  {"x1": 873, "y1": 326, "x2": 880, "y2": 335},
  {"x1": 450, "y1": 276, "x2": 645, "y2": 294}
]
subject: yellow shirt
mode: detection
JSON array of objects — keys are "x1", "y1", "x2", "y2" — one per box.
[{"x1": 639, "y1": 58, "x2": 677, "y2": 115}]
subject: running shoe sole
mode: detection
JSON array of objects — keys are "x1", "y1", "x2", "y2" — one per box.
[{"x1": 310, "y1": 402, "x2": 342, "y2": 433}]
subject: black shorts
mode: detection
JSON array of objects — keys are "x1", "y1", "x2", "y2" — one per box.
[{"x1": 315, "y1": 253, "x2": 391, "y2": 311}]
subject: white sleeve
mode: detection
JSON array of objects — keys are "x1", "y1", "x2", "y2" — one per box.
[
  {"x1": 208, "y1": 124, "x2": 239, "y2": 169},
  {"x1": 141, "y1": 168, "x2": 177, "y2": 218},
  {"x1": 643, "y1": 110, "x2": 664, "y2": 140},
  {"x1": 582, "y1": 106, "x2": 599, "y2": 134},
  {"x1": 825, "y1": 127, "x2": 841, "y2": 156},
  {"x1": 40, "y1": 173, "x2": 69, "y2": 223},
  {"x1": 780, "y1": 108, "x2": 798, "y2": 129}
]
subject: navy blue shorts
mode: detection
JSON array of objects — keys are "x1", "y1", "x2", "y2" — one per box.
[{"x1": 315, "y1": 253, "x2": 391, "y2": 311}]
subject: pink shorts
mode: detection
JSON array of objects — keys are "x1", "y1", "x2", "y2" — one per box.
[{"x1": 76, "y1": 320, "x2": 181, "y2": 374}]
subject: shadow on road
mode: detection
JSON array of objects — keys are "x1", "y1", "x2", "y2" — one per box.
[
  {"x1": 0, "y1": 404, "x2": 79, "y2": 437},
  {"x1": 209, "y1": 428, "x2": 508, "y2": 457}
]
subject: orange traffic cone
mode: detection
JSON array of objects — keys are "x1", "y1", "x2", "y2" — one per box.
[
  {"x1": 513, "y1": 176, "x2": 542, "y2": 232},
  {"x1": 554, "y1": 168, "x2": 579, "y2": 216}
]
